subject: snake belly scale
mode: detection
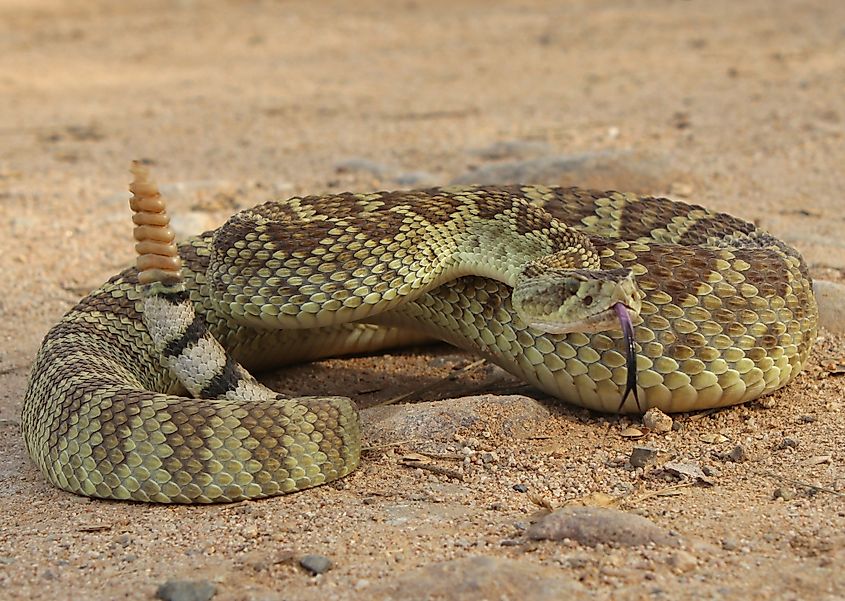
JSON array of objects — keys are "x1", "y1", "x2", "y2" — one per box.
[{"x1": 22, "y1": 165, "x2": 817, "y2": 503}]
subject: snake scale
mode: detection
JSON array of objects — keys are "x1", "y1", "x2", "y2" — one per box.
[{"x1": 22, "y1": 163, "x2": 817, "y2": 503}]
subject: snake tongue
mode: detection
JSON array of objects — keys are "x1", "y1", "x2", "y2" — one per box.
[{"x1": 614, "y1": 303, "x2": 641, "y2": 413}]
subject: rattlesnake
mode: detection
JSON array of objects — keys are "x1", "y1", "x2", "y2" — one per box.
[{"x1": 22, "y1": 163, "x2": 817, "y2": 503}]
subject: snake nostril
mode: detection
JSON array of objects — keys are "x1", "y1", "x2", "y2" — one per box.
[{"x1": 584, "y1": 295, "x2": 593, "y2": 306}]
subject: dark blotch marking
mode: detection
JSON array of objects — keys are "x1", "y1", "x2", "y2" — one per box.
[
  {"x1": 73, "y1": 269, "x2": 141, "y2": 320},
  {"x1": 404, "y1": 191, "x2": 467, "y2": 226},
  {"x1": 262, "y1": 217, "x2": 338, "y2": 257},
  {"x1": 733, "y1": 247, "x2": 791, "y2": 299},
  {"x1": 511, "y1": 199, "x2": 547, "y2": 235},
  {"x1": 179, "y1": 237, "x2": 212, "y2": 274},
  {"x1": 542, "y1": 187, "x2": 616, "y2": 230},
  {"x1": 199, "y1": 356, "x2": 242, "y2": 399},
  {"x1": 617, "y1": 243, "x2": 716, "y2": 307},
  {"x1": 677, "y1": 214, "x2": 755, "y2": 246},
  {"x1": 160, "y1": 290, "x2": 190, "y2": 306},
  {"x1": 474, "y1": 188, "x2": 519, "y2": 221},
  {"x1": 620, "y1": 195, "x2": 695, "y2": 240},
  {"x1": 163, "y1": 315, "x2": 207, "y2": 359}
]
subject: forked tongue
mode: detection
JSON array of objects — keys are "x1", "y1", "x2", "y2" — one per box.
[{"x1": 614, "y1": 303, "x2": 641, "y2": 412}]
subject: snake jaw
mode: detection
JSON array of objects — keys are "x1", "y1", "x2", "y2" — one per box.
[
  {"x1": 614, "y1": 302, "x2": 641, "y2": 413},
  {"x1": 525, "y1": 306, "x2": 620, "y2": 334}
]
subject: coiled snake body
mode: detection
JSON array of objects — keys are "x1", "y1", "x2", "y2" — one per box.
[{"x1": 22, "y1": 165, "x2": 817, "y2": 502}]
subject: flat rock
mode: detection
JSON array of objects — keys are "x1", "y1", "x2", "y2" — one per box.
[
  {"x1": 361, "y1": 394, "x2": 551, "y2": 449},
  {"x1": 629, "y1": 445, "x2": 659, "y2": 468},
  {"x1": 367, "y1": 556, "x2": 587, "y2": 601},
  {"x1": 452, "y1": 150, "x2": 684, "y2": 194},
  {"x1": 813, "y1": 280, "x2": 845, "y2": 334},
  {"x1": 470, "y1": 140, "x2": 552, "y2": 160},
  {"x1": 527, "y1": 506, "x2": 680, "y2": 548},
  {"x1": 154, "y1": 580, "x2": 216, "y2": 601},
  {"x1": 299, "y1": 554, "x2": 332, "y2": 575}
]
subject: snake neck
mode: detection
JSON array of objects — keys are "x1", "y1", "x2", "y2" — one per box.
[{"x1": 446, "y1": 219, "x2": 603, "y2": 287}]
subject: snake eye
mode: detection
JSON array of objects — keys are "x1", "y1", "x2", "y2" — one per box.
[{"x1": 584, "y1": 295, "x2": 594, "y2": 306}]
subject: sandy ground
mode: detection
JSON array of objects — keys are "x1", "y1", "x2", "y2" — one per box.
[{"x1": 1, "y1": 1, "x2": 844, "y2": 599}]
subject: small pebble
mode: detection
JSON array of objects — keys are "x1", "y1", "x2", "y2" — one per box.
[
  {"x1": 773, "y1": 488, "x2": 796, "y2": 501},
  {"x1": 757, "y1": 397, "x2": 777, "y2": 409},
  {"x1": 701, "y1": 465, "x2": 721, "y2": 477},
  {"x1": 155, "y1": 580, "x2": 216, "y2": 601},
  {"x1": 299, "y1": 554, "x2": 333, "y2": 575},
  {"x1": 664, "y1": 461, "x2": 709, "y2": 483},
  {"x1": 776, "y1": 437, "x2": 799, "y2": 450},
  {"x1": 642, "y1": 408, "x2": 673, "y2": 433},
  {"x1": 629, "y1": 446, "x2": 659, "y2": 468},
  {"x1": 728, "y1": 445, "x2": 748, "y2": 463},
  {"x1": 620, "y1": 426, "x2": 644, "y2": 438}
]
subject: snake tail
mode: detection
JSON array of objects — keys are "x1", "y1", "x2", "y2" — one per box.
[
  {"x1": 129, "y1": 161, "x2": 183, "y2": 286},
  {"x1": 130, "y1": 164, "x2": 361, "y2": 502},
  {"x1": 21, "y1": 165, "x2": 361, "y2": 503},
  {"x1": 129, "y1": 162, "x2": 272, "y2": 402}
]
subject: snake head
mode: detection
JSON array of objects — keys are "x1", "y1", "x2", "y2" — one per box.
[
  {"x1": 512, "y1": 265, "x2": 643, "y2": 412},
  {"x1": 512, "y1": 266, "x2": 641, "y2": 334}
]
